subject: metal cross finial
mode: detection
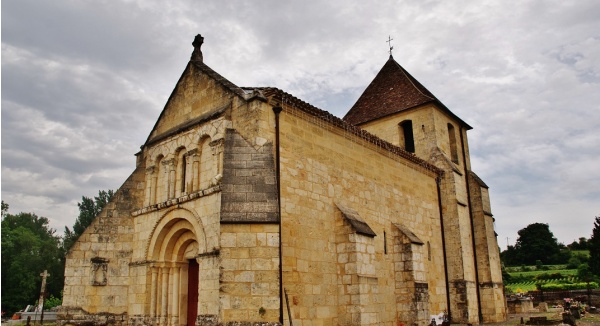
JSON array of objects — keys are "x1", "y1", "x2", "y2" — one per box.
[{"x1": 387, "y1": 35, "x2": 394, "y2": 56}]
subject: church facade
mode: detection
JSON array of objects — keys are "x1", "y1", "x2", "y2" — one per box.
[{"x1": 58, "y1": 35, "x2": 506, "y2": 326}]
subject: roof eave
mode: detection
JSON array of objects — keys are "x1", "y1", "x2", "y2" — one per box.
[{"x1": 354, "y1": 100, "x2": 473, "y2": 130}]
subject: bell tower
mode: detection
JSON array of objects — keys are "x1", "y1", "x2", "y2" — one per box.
[{"x1": 343, "y1": 55, "x2": 506, "y2": 324}]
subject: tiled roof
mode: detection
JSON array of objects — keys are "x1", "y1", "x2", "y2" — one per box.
[{"x1": 344, "y1": 56, "x2": 471, "y2": 129}]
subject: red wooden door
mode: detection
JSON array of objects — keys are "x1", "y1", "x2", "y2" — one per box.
[{"x1": 187, "y1": 259, "x2": 199, "y2": 326}]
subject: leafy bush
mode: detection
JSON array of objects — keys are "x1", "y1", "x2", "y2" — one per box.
[
  {"x1": 535, "y1": 272, "x2": 565, "y2": 280},
  {"x1": 567, "y1": 255, "x2": 583, "y2": 269},
  {"x1": 44, "y1": 294, "x2": 62, "y2": 309},
  {"x1": 535, "y1": 260, "x2": 544, "y2": 270}
]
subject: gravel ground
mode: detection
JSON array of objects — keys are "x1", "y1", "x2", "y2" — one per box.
[{"x1": 486, "y1": 311, "x2": 600, "y2": 326}]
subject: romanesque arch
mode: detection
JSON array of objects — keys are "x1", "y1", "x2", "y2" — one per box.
[{"x1": 145, "y1": 208, "x2": 208, "y2": 326}]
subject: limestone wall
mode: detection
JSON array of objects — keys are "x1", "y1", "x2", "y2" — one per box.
[
  {"x1": 392, "y1": 223, "x2": 430, "y2": 325},
  {"x1": 230, "y1": 96, "x2": 276, "y2": 151},
  {"x1": 128, "y1": 117, "x2": 227, "y2": 325},
  {"x1": 61, "y1": 166, "x2": 145, "y2": 319},
  {"x1": 277, "y1": 106, "x2": 446, "y2": 325},
  {"x1": 358, "y1": 104, "x2": 468, "y2": 167},
  {"x1": 220, "y1": 224, "x2": 280, "y2": 323},
  {"x1": 61, "y1": 59, "x2": 239, "y2": 326},
  {"x1": 220, "y1": 129, "x2": 278, "y2": 223},
  {"x1": 469, "y1": 173, "x2": 507, "y2": 323},
  {"x1": 436, "y1": 170, "x2": 479, "y2": 323},
  {"x1": 217, "y1": 117, "x2": 281, "y2": 324},
  {"x1": 358, "y1": 100, "x2": 501, "y2": 324},
  {"x1": 360, "y1": 105, "x2": 436, "y2": 158}
]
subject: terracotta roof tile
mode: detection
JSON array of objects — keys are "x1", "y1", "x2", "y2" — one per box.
[{"x1": 344, "y1": 56, "x2": 471, "y2": 129}]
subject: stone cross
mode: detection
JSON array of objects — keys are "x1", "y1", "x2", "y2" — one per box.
[
  {"x1": 37, "y1": 270, "x2": 49, "y2": 311},
  {"x1": 191, "y1": 34, "x2": 204, "y2": 62}
]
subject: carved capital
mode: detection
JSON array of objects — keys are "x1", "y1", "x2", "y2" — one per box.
[
  {"x1": 161, "y1": 158, "x2": 175, "y2": 167},
  {"x1": 186, "y1": 148, "x2": 199, "y2": 157},
  {"x1": 146, "y1": 165, "x2": 156, "y2": 174},
  {"x1": 209, "y1": 138, "x2": 224, "y2": 148},
  {"x1": 210, "y1": 138, "x2": 224, "y2": 156}
]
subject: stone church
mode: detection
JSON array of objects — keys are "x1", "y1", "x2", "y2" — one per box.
[{"x1": 58, "y1": 35, "x2": 506, "y2": 326}]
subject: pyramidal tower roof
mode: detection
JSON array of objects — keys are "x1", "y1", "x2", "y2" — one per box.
[{"x1": 344, "y1": 55, "x2": 471, "y2": 129}]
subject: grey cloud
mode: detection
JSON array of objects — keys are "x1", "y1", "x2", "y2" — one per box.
[
  {"x1": 2, "y1": 0, "x2": 598, "y2": 246},
  {"x1": 1, "y1": 0, "x2": 180, "y2": 72}
]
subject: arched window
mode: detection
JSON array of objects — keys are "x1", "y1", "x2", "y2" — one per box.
[
  {"x1": 399, "y1": 120, "x2": 415, "y2": 153},
  {"x1": 447, "y1": 123, "x2": 459, "y2": 164}
]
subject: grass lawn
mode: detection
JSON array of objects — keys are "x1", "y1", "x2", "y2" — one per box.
[
  {"x1": 508, "y1": 269, "x2": 578, "y2": 278},
  {"x1": 505, "y1": 269, "x2": 580, "y2": 293}
]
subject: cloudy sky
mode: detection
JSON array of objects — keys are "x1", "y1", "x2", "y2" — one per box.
[{"x1": 2, "y1": 0, "x2": 599, "y2": 250}]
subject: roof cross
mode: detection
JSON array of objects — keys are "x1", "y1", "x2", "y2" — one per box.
[{"x1": 387, "y1": 35, "x2": 394, "y2": 56}]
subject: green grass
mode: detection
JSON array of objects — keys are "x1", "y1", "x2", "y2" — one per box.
[
  {"x1": 505, "y1": 265, "x2": 568, "y2": 272},
  {"x1": 504, "y1": 267, "x2": 580, "y2": 293},
  {"x1": 505, "y1": 277, "x2": 577, "y2": 293},
  {"x1": 505, "y1": 282, "x2": 538, "y2": 293},
  {"x1": 508, "y1": 269, "x2": 578, "y2": 278}
]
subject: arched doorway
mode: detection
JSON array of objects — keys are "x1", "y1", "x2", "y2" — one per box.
[{"x1": 146, "y1": 209, "x2": 207, "y2": 326}]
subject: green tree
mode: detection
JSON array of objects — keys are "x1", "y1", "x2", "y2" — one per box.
[
  {"x1": 510, "y1": 223, "x2": 567, "y2": 265},
  {"x1": 567, "y1": 254, "x2": 584, "y2": 269},
  {"x1": 63, "y1": 190, "x2": 114, "y2": 252},
  {"x1": 501, "y1": 264, "x2": 512, "y2": 283},
  {"x1": 590, "y1": 216, "x2": 600, "y2": 276},
  {"x1": 567, "y1": 237, "x2": 589, "y2": 250},
  {"x1": 1, "y1": 203, "x2": 63, "y2": 316},
  {"x1": 500, "y1": 245, "x2": 519, "y2": 266},
  {"x1": 1, "y1": 201, "x2": 9, "y2": 217},
  {"x1": 578, "y1": 263, "x2": 594, "y2": 283}
]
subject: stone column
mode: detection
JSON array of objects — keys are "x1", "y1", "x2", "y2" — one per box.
[
  {"x1": 150, "y1": 267, "x2": 158, "y2": 321},
  {"x1": 169, "y1": 171, "x2": 176, "y2": 199},
  {"x1": 192, "y1": 161, "x2": 199, "y2": 192},
  {"x1": 171, "y1": 266, "x2": 180, "y2": 326},
  {"x1": 161, "y1": 267, "x2": 170, "y2": 326}
]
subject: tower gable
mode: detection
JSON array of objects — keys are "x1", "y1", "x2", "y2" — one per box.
[{"x1": 343, "y1": 56, "x2": 471, "y2": 130}]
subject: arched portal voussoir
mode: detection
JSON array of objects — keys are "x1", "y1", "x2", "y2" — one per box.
[
  {"x1": 146, "y1": 208, "x2": 207, "y2": 261},
  {"x1": 159, "y1": 219, "x2": 195, "y2": 261}
]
